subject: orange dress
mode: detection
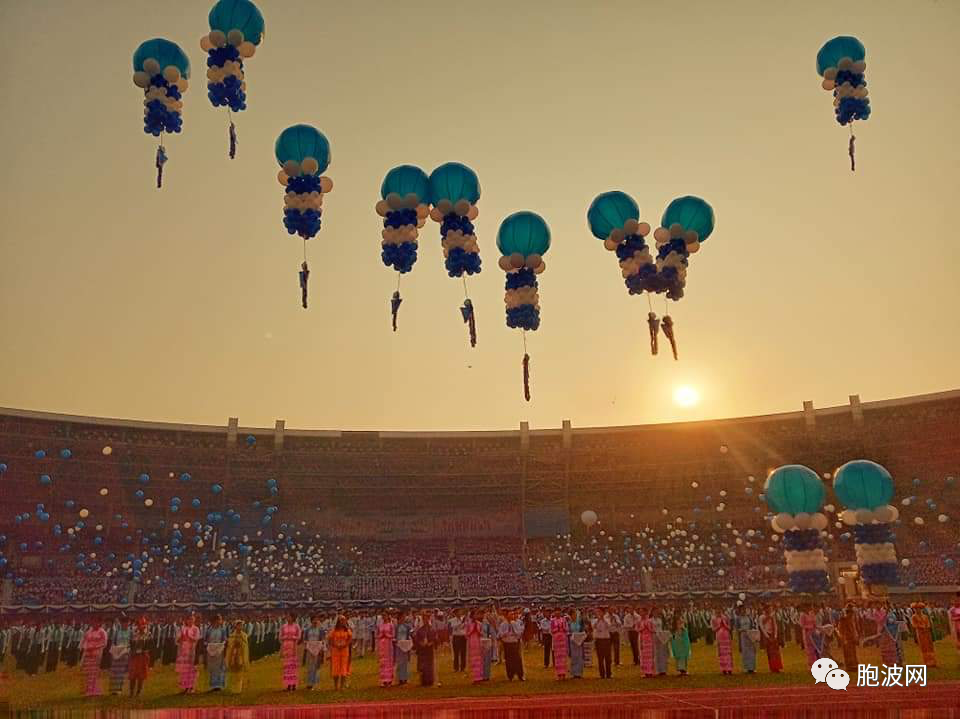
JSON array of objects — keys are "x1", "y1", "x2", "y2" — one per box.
[{"x1": 328, "y1": 628, "x2": 353, "y2": 678}]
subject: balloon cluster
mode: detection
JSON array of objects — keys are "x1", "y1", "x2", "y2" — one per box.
[
  {"x1": 496, "y1": 212, "x2": 551, "y2": 401},
  {"x1": 132, "y1": 39, "x2": 191, "y2": 188},
  {"x1": 378, "y1": 166, "x2": 431, "y2": 275},
  {"x1": 817, "y1": 37, "x2": 871, "y2": 127},
  {"x1": 835, "y1": 460, "x2": 900, "y2": 586},
  {"x1": 429, "y1": 163, "x2": 482, "y2": 346},
  {"x1": 765, "y1": 465, "x2": 831, "y2": 594},
  {"x1": 650, "y1": 196, "x2": 714, "y2": 302}
]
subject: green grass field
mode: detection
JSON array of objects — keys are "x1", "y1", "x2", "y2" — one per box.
[{"x1": 4, "y1": 639, "x2": 958, "y2": 711}]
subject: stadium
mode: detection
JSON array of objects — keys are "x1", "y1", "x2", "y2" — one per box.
[{"x1": 2, "y1": 389, "x2": 958, "y2": 609}]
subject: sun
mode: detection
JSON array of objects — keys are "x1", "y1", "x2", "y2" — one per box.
[{"x1": 674, "y1": 385, "x2": 700, "y2": 407}]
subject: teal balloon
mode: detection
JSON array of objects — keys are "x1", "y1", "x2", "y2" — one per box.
[
  {"x1": 429, "y1": 163, "x2": 480, "y2": 205},
  {"x1": 275, "y1": 125, "x2": 330, "y2": 173},
  {"x1": 587, "y1": 191, "x2": 639, "y2": 240},
  {"x1": 497, "y1": 212, "x2": 551, "y2": 257},
  {"x1": 764, "y1": 465, "x2": 825, "y2": 515},
  {"x1": 816, "y1": 36, "x2": 866, "y2": 76},
  {"x1": 661, "y1": 196, "x2": 715, "y2": 242},
  {"x1": 133, "y1": 39, "x2": 191, "y2": 79},
  {"x1": 381, "y1": 165, "x2": 431, "y2": 203},
  {"x1": 209, "y1": 0, "x2": 265, "y2": 45},
  {"x1": 833, "y1": 460, "x2": 893, "y2": 511}
]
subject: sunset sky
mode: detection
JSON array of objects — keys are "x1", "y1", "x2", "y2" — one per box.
[{"x1": 1, "y1": 0, "x2": 958, "y2": 431}]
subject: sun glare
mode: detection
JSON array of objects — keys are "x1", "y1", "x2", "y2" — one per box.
[{"x1": 674, "y1": 385, "x2": 700, "y2": 407}]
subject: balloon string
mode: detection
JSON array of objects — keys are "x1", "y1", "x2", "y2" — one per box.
[{"x1": 848, "y1": 124, "x2": 856, "y2": 173}]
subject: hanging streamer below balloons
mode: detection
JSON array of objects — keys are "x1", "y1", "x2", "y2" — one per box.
[
  {"x1": 202, "y1": 0, "x2": 264, "y2": 159},
  {"x1": 834, "y1": 460, "x2": 899, "y2": 588},
  {"x1": 429, "y1": 163, "x2": 482, "y2": 347},
  {"x1": 132, "y1": 39, "x2": 190, "y2": 189},
  {"x1": 377, "y1": 165, "x2": 431, "y2": 331},
  {"x1": 497, "y1": 212, "x2": 550, "y2": 401},
  {"x1": 817, "y1": 36, "x2": 871, "y2": 171},
  {"x1": 765, "y1": 465, "x2": 831, "y2": 594},
  {"x1": 275, "y1": 125, "x2": 333, "y2": 309}
]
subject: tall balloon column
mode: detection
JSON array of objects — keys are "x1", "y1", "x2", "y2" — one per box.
[
  {"x1": 201, "y1": 0, "x2": 265, "y2": 159},
  {"x1": 648, "y1": 196, "x2": 715, "y2": 360},
  {"x1": 428, "y1": 163, "x2": 482, "y2": 347},
  {"x1": 377, "y1": 165, "x2": 431, "y2": 331},
  {"x1": 586, "y1": 191, "x2": 658, "y2": 354},
  {"x1": 765, "y1": 465, "x2": 831, "y2": 594},
  {"x1": 817, "y1": 36, "x2": 871, "y2": 171},
  {"x1": 834, "y1": 460, "x2": 899, "y2": 590},
  {"x1": 132, "y1": 39, "x2": 190, "y2": 188},
  {"x1": 496, "y1": 212, "x2": 551, "y2": 401},
  {"x1": 275, "y1": 125, "x2": 333, "y2": 309}
]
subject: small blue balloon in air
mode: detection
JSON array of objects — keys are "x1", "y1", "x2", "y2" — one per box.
[
  {"x1": 212, "y1": 483, "x2": 223, "y2": 494},
  {"x1": 0, "y1": 463, "x2": 7, "y2": 473},
  {"x1": 39, "y1": 474, "x2": 52, "y2": 486},
  {"x1": 60, "y1": 449, "x2": 72, "y2": 459},
  {"x1": 180, "y1": 473, "x2": 192, "y2": 482},
  {"x1": 192, "y1": 498, "x2": 201, "y2": 508},
  {"x1": 135, "y1": 489, "x2": 145, "y2": 499},
  {"x1": 139, "y1": 473, "x2": 150, "y2": 484},
  {"x1": 246, "y1": 435, "x2": 256, "y2": 446},
  {"x1": 35, "y1": 450, "x2": 46, "y2": 459}
]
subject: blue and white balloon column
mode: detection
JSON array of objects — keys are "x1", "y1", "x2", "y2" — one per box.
[
  {"x1": 428, "y1": 163, "x2": 482, "y2": 347},
  {"x1": 377, "y1": 165, "x2": 432, "y2": 331},
  {"x1": 132, "y1": 39, "x2": 190, "y2": 188},
  {"x1": 275, "y1": 125, "x2": 333, "y2": 309},
  {"x1": 817, "y1": 36, "x2": 871, "y2": 171},
  {"x1": 648, "y1": 196, "x2": 716, "y2": 359},
  {"x1": 765, "y1": 465, "x2": 831, "y2": 594},
  {"x1": 587, "y1": 191, "x2": 658, "y2": 354},
  {"x1": 496, "y1": 212, "x2": 551, "y2": 401},
  {"x1": 201, "y1": 0, "x2": 265, "y2": 159},
  {"x1": 834, "y1": 460, "x2": 899, "y2": 588}
]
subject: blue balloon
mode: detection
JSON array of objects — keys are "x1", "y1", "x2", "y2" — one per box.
[
  {"x1": 497, "y1": 211, "x2": 552, "y2": 258},
  {"x1": 816, "y1": 36, "x2": 866, "y2": 76},
  {"x1": 180, "y1": 473, "x2": 192, "y2": 482},
  {"x1": 212, "y1": 483, "x2": 223, "y2": 494},
  {"x1": 275, "y1": 125, "x2": 330, "y2": 173},
  {"x1": 381, "y1": 165, "x2": 431, "y2": 204},
  {"x1": 246, "y1": 434, "x2": 257, "y2": 446},
  {"x1": 60, "y1": 449, "x2": 72, "y2": 459},
  {"x1": 661, "y1": 196, "x2": 715, "y2": 243},
  {"x1": 192, "y1": 498, "x2": 201, "y2": 508},
  {"x1": 35, "y1": 450, "x2": 46, "y2": 459},
  {"x1": 764, "y1": 465, "x2": 824, "y2": 515},
  {"x1": 834, "y1": 460, "x2": 894, "y2": 511},
  {"x1": 39, "y1": 474, "x2": 52, "y2": 485},
  {"x1": 139, "y1": 473, "x2": 150, "y2": 484},
  {"x1": 587, "y1": 191, "x2": 639, "y2": 240},
  {"x1": 135, "y1": 490, "x2": 145, "y2": 499},
  {"x1": 133, "y1": 38, "x2": 191, "y2": 78},
  {"x1": 0, "y1": 463, "x2": 6, "y2": 473},
  {"x1": 429, "y1": 162, "x2": 480, "y2": 206},
  {"x1": 209, "y1": 0, "x2": 265, "y2": 45}
]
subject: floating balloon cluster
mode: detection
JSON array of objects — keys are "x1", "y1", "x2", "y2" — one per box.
[
  {"x1": 275, "y1": 124, "x2": 333, "y2": 309},
  {"x1": 587, "y1": 192, "x2": 715, "y2": 359},
  {"x1": 429, "y1": 163, "x2": 482, "y2": 347},
  {"x1": 496, "y1": 211, "x2": 551, "y2": 401},
  {"x1": 817, "y1": 36, "x2": 871, "y2": 171},
  {"x1": 834, "y1": 460, "x2": 899, "y2": 587},
  {"x1": 132, "y1": 39, "x2": 191, "y2": 188},
  {"x1": 201, "y1": 0, "x2": 265, "y2": 158},
  {"x1": 765, "y1": 465, "x2": 831, "y2": 594},
  {"x1": 377, "y1": 165, "x2": 431, "y2": 331}
]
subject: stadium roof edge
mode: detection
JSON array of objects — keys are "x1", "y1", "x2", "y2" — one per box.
[{"x1": 1, "y1": 387, "x2": 958, "y2": 438}]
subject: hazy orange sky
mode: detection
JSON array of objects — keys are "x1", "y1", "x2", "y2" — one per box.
[{"x1": 1, "y1": 1, "x2": 958, "y2": 431}]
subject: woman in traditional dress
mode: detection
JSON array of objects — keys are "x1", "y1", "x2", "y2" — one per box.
[
  {"x1": 910, "y1": 603, "x2": 937, "y2": 667},
  {"x1": 279, "y1": 612, "x2": 302, "y2": 691},
  {"x1": 481, "y1": 612, "x2": 497, "y2": 681},
  {"x1": 759, "y1": 605, "x2": 783, "y2": 673},
  {"x1": 108, "y1": 616, "x2": 132, "y2": 694},
  {"x1": 413, "y1": 612, "x2": 436, "y2": 687},
  {"x1": 376, "y1": 613, "x2": 396, "y2": 687},
  {"x1": 129, "y1": 617, "x2": 151, "y2": 697},
  {"x1": 205, "y1": 614, "x2": 227, "y2": 692},
  {"x1": 176, "y1": 615, "x2": 201, "y2": 694},
  {"x1": 328, "y1": 615, "x2": 353, "y2": 691},
  {"x1": 465, "y1": 609, "x2": 485, "y2": 684},
  {"x1": 799, "y1": 605, "x2": 822, "y2": 667},
  {"x1": 80, "y1": 619, "x2": 108, "y2": 697},
  {"x1": 711, "y1": 607, "x2": 733, "y2": 675},
  {"x1": 567, "y1": 610, "x2": 585, "y2": 678},
  {"x1": 225, "y1": 620, "x2": 250, "y2": 694},
  {"x1": 734, "y1": 605, "x2": 757, "y2": 674},
  {"x1": 550, "y1": 608, "x2": 569, "y2": 680},
  {"x1": 394, "y1": 612, "x2": 414, "y2": 686},
  {"x1": 872, "y1": 603, "x2": 903, "y2": 667},
  {"x1": 651, "y1": 608, "x2": 670, "y2": 676},
  {"x1": 637, "y1": 607, "x2": 655, "y2": 677},
  {"x1": 835, "y1": 604, "x2": 860, "y2": 671},
  {"x1": 950, "y1": 594, "x2": 960, "y2": 653},
  {"x1": 303, "y1": 615, "x2": 326, "y2": 690},
  {"x1": 669, "y1": 612, "x2": 691, "y2": 676}
]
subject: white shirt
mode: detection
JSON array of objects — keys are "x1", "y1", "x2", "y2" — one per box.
[{"x1": 449, "y1": 617, "x2": 466, "y2": 636}]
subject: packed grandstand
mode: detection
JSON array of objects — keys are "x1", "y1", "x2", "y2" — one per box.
[{"x1": 1, "y1": 390, "x2": 958, "y2": 609}]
